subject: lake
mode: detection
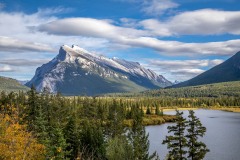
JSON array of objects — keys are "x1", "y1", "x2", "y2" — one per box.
[{"x1": 146, "y1": 109, "x2": 240, "y2": 160}]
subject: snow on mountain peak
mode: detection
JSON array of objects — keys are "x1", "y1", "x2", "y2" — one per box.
[
  {"x1": 57, "y1": 45, "x2": 169, "y2": 82},
  {"x1": 71, "y1": 44, "x2": 90, "y2": 53},
  {"x1": 61, "y1": 44, "x2": 89, "y2": 54},
  {"x1": 57, "y1": 44, "x2": 91, "y2": 63},
  {"x1": 26, "y1": 45, "x2": 172, "y2": 94}
]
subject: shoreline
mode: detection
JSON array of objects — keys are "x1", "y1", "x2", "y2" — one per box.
[
  {"x1": 142, "y1": 107, "x2": 240, "y2": 126},
  {"x1": 162, "y1": 107, "x2": 198, "y2": 112},
  {"x1": 162, "y1": 107, "x2": 240, "y2": 113},
  {"x1": 210, "y1": 107, "x2": 240, "y2": 113},
  {"x1": 124, "y1": 115, "x2": 177, "y2": 127}
]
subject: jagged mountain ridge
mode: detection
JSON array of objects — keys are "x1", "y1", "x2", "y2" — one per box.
[
  {"x1": 172, "y1": 51, "x2": 240, "y2": 88},
  {"x1": 26, "y1": 45, "x2": 172, "y2": 95}
]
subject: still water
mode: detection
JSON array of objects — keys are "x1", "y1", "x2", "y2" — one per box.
[{"x1": 146, "y1": 109, "x2": 240, "y2": 160}]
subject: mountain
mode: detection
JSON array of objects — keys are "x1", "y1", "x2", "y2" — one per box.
[
  {"x1": 173, "y1": 51, "x2": 240, "y2": 88},
  {"x1": 0, "y1": 76, "x2": 29, "y2": 93},
  {"x1": 26, "y1": 45, "x2": 172, "y2": 95}
]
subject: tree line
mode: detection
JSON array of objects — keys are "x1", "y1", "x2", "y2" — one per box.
[
  {"x1": 0, "y1": 87, "x2": 209, "y2": 160},
  {"x1": 0, "y1": 87, "x2": 159, "y2": 160}
]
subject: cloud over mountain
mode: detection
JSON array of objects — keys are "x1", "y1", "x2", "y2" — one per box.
[{"x1": 1, "y1": 2, "x2": 240, "y2": 81}]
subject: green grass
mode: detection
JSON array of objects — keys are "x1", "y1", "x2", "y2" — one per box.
[{"x1": 0, "y1": 76, "x2": 29, "y2": 93}]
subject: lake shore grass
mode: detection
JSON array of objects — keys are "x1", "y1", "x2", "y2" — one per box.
[
  {"x1": 162, "y1": 107, "x2": 198, "y2": 112},
  {"x1": 161, "y1": 107, "x2": 240, "y2": 113},
  {"x1": 124, "y1": 114, "x2": 177, "y2": 127},
  {"x1": 210, "y1": 107, "x2": 240, "y2": 113}
]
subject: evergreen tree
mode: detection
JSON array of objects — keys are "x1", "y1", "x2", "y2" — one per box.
[
  {"x1": 107, "y1": 99, "x2": 125, "y2": 138},
  {"x1": 146, "y1": 106, "x2": 151, "y2": 115},
  {"x1": 48, "y1": 124, "x2": 68, "y2": 159},
  {"x1": 82, "y1": 97, "x2": 97, "y2": 119},
  {"x1": 106, "y1": 136, "x2": 133, "y2": 160},
  {"x1": 128, "y1": 107, "x2": 158, "y2": 160},
  {"x1": 26, "y1": 85, "x2": 38, "y2": 130},
  {"x1": 163, "y1": 110, "x2": 187, "y2": 160},
  {"x1": 186, "y1": 110, "x2": 209, "y2": 160},
  {"x1": 80, "y1": 121, "x2": 106, "y2": 159},
  {"x1": 64, "y1": 116, "x2": 79, "y2": 160},
  {"x1": 34, "y1": 104, "x2": 50, "y2": 146}
]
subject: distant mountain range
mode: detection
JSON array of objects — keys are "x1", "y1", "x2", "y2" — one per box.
[
  {"x1": 26, "y1": 45, "x2": 172, "y2": 95},
  {"x1": 0, "y1": 76, "x2": 29, "y2": 93},
  {"x1": 172, "y1": 51, "x2": 240, "y2": 88}
]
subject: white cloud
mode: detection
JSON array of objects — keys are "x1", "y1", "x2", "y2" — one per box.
[
  {"x1": 0, "y1": 11, "x2": 110, "y2": 52},
  {"x1": 0, "y1": 36, "x2": 55, "y2": 52},
  {"x1": 38, "y1": 18, "x2": 148, "y2": 39},
  {"x1": 148, "y1": 59, "x2": 224, "y2": 69},
  {"x1": 141, "y1": 9, "x2": 240, "y2": 36},
  {"x1": 146, "y1": 59, "x2": 224, "y2": 81},
  {"x1": 38, "y1": 17, "x2": 240, "y2": 56},
  {"x1": 0, "y1": 65, "x2": 14, "y2": 72},
  {"x1": 142, "y1": 0, "x2": 179, "y2": 16},
  {"x1": 171, "y1": 68, "x2": 204, "y2": 76},
  {"x1": 119, "y1": 37, "x2": 240, "y2": 56},
  {"x1": 119, "y1": 18, "x2": 139, "y2": 27},
  {"x1": 2, "y1": 9, "x2": 240, "y2": 57},
  {"x1": 0, "y1": 59, "x2": 50, "y2": 66}
]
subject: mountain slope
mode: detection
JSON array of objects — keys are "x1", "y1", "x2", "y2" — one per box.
[
  {"x1": 26, "y1": 45, "x2": 171, "y2": 95},
  {"x1": 142, "y1": 81, "x2": 240, "y2": 98},
  {"x1": 173, "y1": 51, "x2": 240, "y2": 88},
  {"x1": 0, "y1": 76, "x2": 29, "y2": 93}
]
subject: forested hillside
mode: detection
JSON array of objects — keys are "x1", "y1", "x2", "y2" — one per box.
[
  {"x1": 0, "y1": 76, "x2": 29, "y2": 93},
  {"x1": 115, "y1": 81, "x2": 240, "y2": 98},
  {"x1": 145, "y1": 81, "x2": 240, "y2": 98}
]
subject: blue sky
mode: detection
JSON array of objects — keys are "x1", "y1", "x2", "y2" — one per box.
[{"x1": 0, "y1": 0, "x2": 240, "y2": 81}]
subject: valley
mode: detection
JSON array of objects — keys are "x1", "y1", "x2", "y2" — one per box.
[{"x1": 1, "y1": 0, "x2": 240, "y2": 158}]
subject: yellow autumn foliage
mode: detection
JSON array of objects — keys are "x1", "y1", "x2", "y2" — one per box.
[{"x1": 0, "y1": 105, "x2": 45, "y2": 160}]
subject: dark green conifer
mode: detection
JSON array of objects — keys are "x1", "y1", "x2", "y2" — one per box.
[
  {"x1": 186, "y1": 110, "x2": 209, "y2": 160},
  {"x1": 146, "y1": 106, "x2": 151, "y2": 115},
  {"x1": 163, "y1": 110, "x2": 187, "y2": 160},
  {"x1": 64, "y1": 115, "x2": 79, "y2": 160},
  {"x1": 128, "y1": 107, "x2": 158, "y2": 160}
]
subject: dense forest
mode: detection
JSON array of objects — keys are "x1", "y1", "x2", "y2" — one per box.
[
  {"x1": 0, "y1": 87, "x2": 169, "y2": 160},
  {"x1": 1, "y1": 83, "x2": 239, "y2": 159}
]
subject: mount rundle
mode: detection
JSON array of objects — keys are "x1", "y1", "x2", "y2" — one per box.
[{"x1": 26, "y1": 45, "x2": 172, "y2": 95}]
